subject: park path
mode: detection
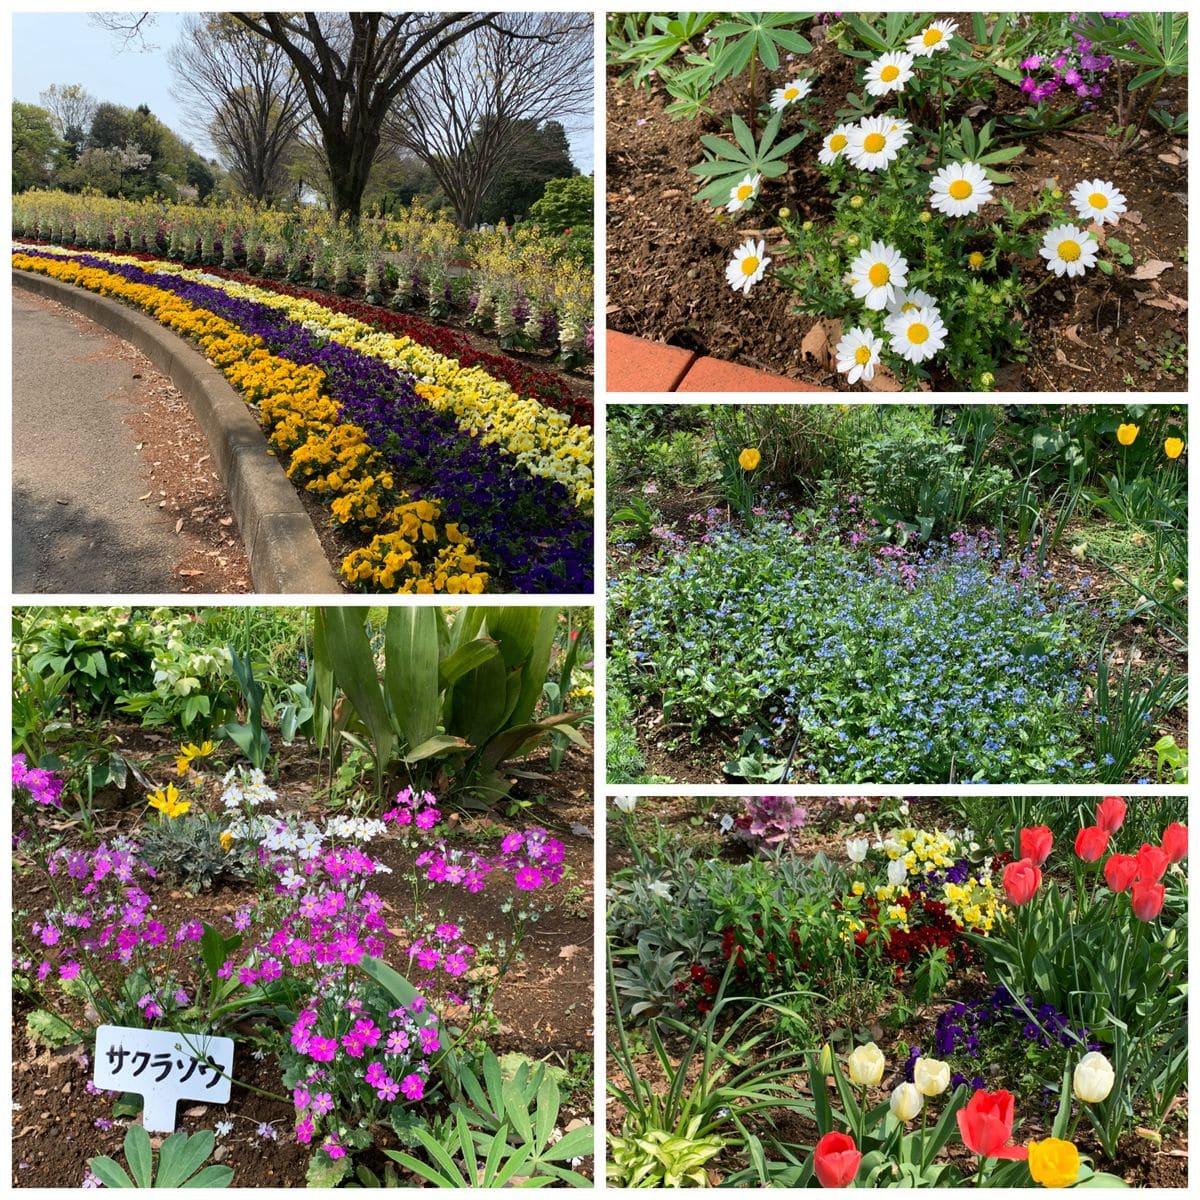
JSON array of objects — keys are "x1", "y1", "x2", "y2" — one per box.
[{"x1": 12, "y1": 289, "x2": 251, "y2": 594}]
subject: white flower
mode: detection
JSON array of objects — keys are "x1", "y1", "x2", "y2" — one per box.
[
  {"x1": 647, "y1": 879, "x2": 672, "y2": 899},
  {"x1": 214, "y1": 1119, "x2": 235, "y2": 1138},
  {"x1": 612, "y1": 796, "x2": 637, "y2": 813},
  {"x1": 1070, "y1": 178, "x2": 1127, "y2": 226},
  {"x1": 726, "y1": 172, "x2": 762, "y2": 214},
  {"x1": 854, "y1": 812, "x2": 866, "y2": 824},
  {"x1": 1074, "y1": 1052, "x2": 1115, "y2": 1104},
  {"x1": 885, "y1": 287, "x2": 939, "y2": 319},
  {"x1": 818, "y1": 123, "x2": 855, "y2": 166},
  {"x1": 718, "y1": 813, "x2": 735, "y2": 833},
  {"x1": 770, "y1": 77, "x2": 812, "y2": 110},
  {"x1": 885, "y1": 305, "x2": 947, "y2": 364},
  {"x1": 845, "y1": 116, "x2": 909, "y2": 172},
  {"x1": 726, "y1": 237, "x2": 770, "y2": 294},
  {"x1": 846, "y1": 836, "x2": 870, "y2": 862},
  {"x1": 864, "y1": 51, "x2": 915, "y2": 97},
  {"x1": 1040, "y1": 223, "x2": 1098, "y2": 278},
  {"x1": 848, "y1": 240, "x2": 909, "y2": 310},
  {"x1": 835, "y1": 326, "x2": 884, "y2": 384},
  {"x1": 887, "y1": 858, "x2": 908, "y2": 887},
  {"x1": 847, "y1": 1042, "x2": 885, "y2": 1086},
  {"x1": 890, "y1": 1081, "x2": 923, "y2": 1122},
  {"x1": 907, "y1": 18, "x2": 957, "y2": 57},
  {"x1": 929, "y1": 161, "x2": 994, "y2": 217},
  {"x1": 913, "y1": 1057, "x2": 951, "y2": 1097}
]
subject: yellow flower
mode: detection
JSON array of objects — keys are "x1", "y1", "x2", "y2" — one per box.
[
  {"x1": 219, "y1": 831, "x2": 234, "y2": 852},
  {"x1": 967, "y1": 251, "x2": 985, "y2": 270},
  {"x1": 1028, "y1": 1138, "x2": 1081, "y2": 1188},
  {"x1": 1164, "y1": 436, "x2": 1184, "y2": 459},
  {"x1": 175, "y1": 739, "x2": 215, "y2": 775},
  {"x1": 738, "y1": 447, "x2": 761, "y2": 471},
  {"x1": 147, "y1": 783, "x2": 190, "y2": 819},
  {"x1": 1116, "y1": 423, "x2": 1139, "y2": 446}
]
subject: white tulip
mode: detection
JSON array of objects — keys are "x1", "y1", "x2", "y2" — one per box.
[
  {"x1": 612, "y1": 796, "x2": 637, "y2": 813},
  {"x1": 890, "y1": 1081, "x2": 923, "y2": 1122},
  {"x1": 913, "y1": 1057, "x2": 950, "y2": 1097},
  {"x1": 847, "y1": 1042, "x2": 885, "y2": 1086},
  {"x1": 1073, "y1": 1052, "x2": 1115, "y2": 1104},
  {"x1": 887, "y1": 858, "x2": 908, "y2": 887},
  {"x1": 846, "y1": 837, "x2": 869, "y2": 863}
]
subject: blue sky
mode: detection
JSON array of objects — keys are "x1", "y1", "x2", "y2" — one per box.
[{"x1": 12, "y1": 12, "x2": 595, "y2": 173}]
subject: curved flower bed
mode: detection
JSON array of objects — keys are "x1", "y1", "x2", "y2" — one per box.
[{"x1": 14, "y1": 246, "x2": 592, "y2": 593}]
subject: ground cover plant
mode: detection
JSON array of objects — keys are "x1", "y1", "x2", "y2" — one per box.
[
  {"x1": 12, "y1": 242, "x2": 592, "y2": 593},
  {"x1": 11, "y1": 604, "x2": 595, "y2": 1188},
  {"x1": 607, "y1": 403, "x2": 1187, "y2": 785},
  {"x1": 607, "y1": 11, "x2": 1188, "y2": 391},
  {"x1": 606, "y1": 794, "x2": 1188, "y2": 1187}
]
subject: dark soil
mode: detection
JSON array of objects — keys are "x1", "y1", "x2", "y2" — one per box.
[
  {"x1": 606, "y1": 18, "x2": 1188, "y2": 391},
  {"x1": 12, "y1": 736, "x2": 594, "y2": 1188}
]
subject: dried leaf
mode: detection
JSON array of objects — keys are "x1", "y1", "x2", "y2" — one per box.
[
  {"x1": 1131, "y1": 259, "x2": 1173, "y2": 281},
  {"x1": 864, "y1": 362, "x2": 903, "y2": 392},
  {"x1": 1062, "y1": 323, "x2": 1087, "y2": 347},
  {"x1": 800, "y1": 318, "x2": 841, "y2": 371},
  {"x1": 179, "y1": 568, "x2": 204, "y2": 577},
  {"x1": 558, "y1": 945, "x2": 581, "y2": 960},
  {"x1": 137, "y1": 491, "x2": 152, "y2": 501},
  {"x1": 174, "y1": 518, "x2": 184, "y2": 534}
]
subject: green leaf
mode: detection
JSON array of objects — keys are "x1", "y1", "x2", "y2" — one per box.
[
  {"x1": 383, "y1": 607, "x2": 441, "y2": 751},
  {"x1": 25, "y1": 1008, "x2": 77, "y2": 1047},
  {"x1": 88, "y1": 1156, "x2": 136, "y2": 1188},
  {"x1": 124, "y1": 1124, "x2": 153, "y2": 1189},
  {"x1": 306, "y1": 1151, "x2": 351, "y2": 1188},
  {"x1": 182, "y1": 1164, "x2": 235, "y2": 1188},
  {"x1": 156, "y1": 1130, "x2": 213, "y2": 1189},
  {"x1": 401, "y1": 733, "x2": 472, "y2": 764}
]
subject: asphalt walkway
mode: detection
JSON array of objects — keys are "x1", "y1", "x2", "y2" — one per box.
[{"x1": 13, "y1": 289, "x2": 213, "y2": 592}]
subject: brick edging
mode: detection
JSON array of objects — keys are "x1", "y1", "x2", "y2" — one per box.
[
  {"x1": 606, "y1": 327, "x2": 833, "y2": 392},
  {"x1": 14, "y1": 269, "x2": 342, "y2": 594}
]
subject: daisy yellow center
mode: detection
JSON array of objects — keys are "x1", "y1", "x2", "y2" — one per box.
[
  {"x1": 924, "y1": 28, "x2": 944, "y2": 46},
  {"x1": 737, "y1": 184, "x2": 754, "y2": 201},
  {"x1": 901, "y1": 301, "x2": 919, "y2": 312},
  {"x1": 949, "y1": 179, "x2": 973, "y2": 200},
  {"x1": 881, "y1": 65, "x2": 900, "y2": 82},
  {"x1": 785, "y1": 87, "x2": 799, "y2": 100},
  {"x1": 1088, "y1": 192, "x2": 1108, "y2": 209},
  {"x1": 854, "y1": 345, "x2": 873, "y2": 365},
  {"x1": 829, "y1": 133, "x2": 847, "y2": 152},
  {"x1": 741, "y1": 254, "x2": 760, "y2": 276},
  {"x1": 908, "y1": 322, "x2": 930, "y2": 344},
  {"x1": 1058, "y1": 239, "x2": 1082, "y2": 262},
  {"x1": 863, "y1": 132, "x2": 886, "y2": 153},
  {"x1": 868, "y1": 263, "x2": 891, "y2": 287}
]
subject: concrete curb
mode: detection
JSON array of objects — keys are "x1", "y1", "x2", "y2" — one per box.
[{"x1": 14, "y1": 269, "x2": 342, "y2": 594}]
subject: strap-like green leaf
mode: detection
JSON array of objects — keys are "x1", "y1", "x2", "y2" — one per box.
[{"x1": 124, "y1": 1124, "x2": 153, "y2": 1188}]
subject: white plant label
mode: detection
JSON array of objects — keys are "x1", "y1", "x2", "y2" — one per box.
[{"x1": 93, "y1": 1025, "x2": 235, "y2": 1133}]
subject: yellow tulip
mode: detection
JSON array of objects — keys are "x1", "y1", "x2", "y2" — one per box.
[
  {"x1": 1164, "y1": 436, "x2": 1184, "y2": 459},
  {"x1": 738, "y1": 447, "x2": 762, "y2": 471},
  {"x1": 1028, "y1": 1138, "x2": 1081, "y2": 1188},
  {"x1": 1116, "y1": 423, "x2": 1139, "y2": 446}
]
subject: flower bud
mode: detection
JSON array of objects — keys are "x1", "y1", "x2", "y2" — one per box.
[
  {"x1": 778, "y1": 207, "x2": 791, "y2": 219},
  {"x1": 818, "y1": 1043, "x2": 834, "y2": 1075},
  {"x1": 890, "y1": 1082, "x2": 923, "y2": 1122},
  {"x1": 887, "y1": 858, "x2": 908, "y2": 887},
  {"x1": 850, "y1": 195, "x2": 864, "y2": 209},
  {"x1": 980, "y1": 372, "x2": 995, "y2": 388},
  {"x1": 801, "y1": 220, "x2": 814, "y2": 231},
  {"x1": 847, "y1": 1041, "x2": 885, "y2": 1087},
  {"x1": 919, "y1": 210, "x2": 932, "y2": 223},
  {"x1": 913, "y1": 1056, "x2": 950, "y2": 1097},
  {"x1": 846, "y1": 837, "x2": 869, "y2": 863},
  {"x1": 1073, "y1": 1051, "x2": 1114, "y2": 1104},
  {"x1": 846, "y1": 234, "x2": 860, "y2": 248}
]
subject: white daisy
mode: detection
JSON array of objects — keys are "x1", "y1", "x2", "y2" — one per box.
[
  {"x1": 726, "y1": 237, "x2": 770, "y2": 294},
  {"x1": 769, "y1": 77, "x2": 813, "y2": 110},
  {"x1": 1070, "y1": 178, "x2": 1127, "y2": 226},
  {"x1": 848, "y1": 240, "x2": 909, "y2": 310},
  {"x1": 864, "y1": 51, "x2": 915, "y2": 97},
  {"x1": 885, "y1": 305, "x2": 947, "y2": 364},
  {"x1": 1039, "y1": 224, "x2": 1098, "y2": 278},
  {"x1": 726, "y1": 172, "x2": 762, "y2": 214},
  {"x1": 928, "y1": 161, "x2": 994, "y2": 217},
  {"x1": 845, "y1": 115, "x2": 908, "y2": 172},
  {"x1": 835, "y1": 326, "x2": 884, "y2": 384},
  {"x1": 885, "y1": 287, "x2": 939, "y2": 318},
  {"x1": 818, "y1": 124, "x2": 856, "y2": 166},
  {"x1": 906, "y1": 18, "x2": 957, "y2": 57}
]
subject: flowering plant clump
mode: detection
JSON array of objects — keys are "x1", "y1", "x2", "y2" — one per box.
[
  {"x1": 13, "y1": 753, "x2": 65, "y2": 812},
  {"x1": 731, "y1": 794, "x2": 808, "y2": 854}
]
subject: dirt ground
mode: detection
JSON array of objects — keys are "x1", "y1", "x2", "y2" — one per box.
[
  {"x1": 12, "y1": 735, "x2": 594, "y2": 1188},
  {"x1": 606, "y1": 18, "x2": 1188, "y2": 392}
]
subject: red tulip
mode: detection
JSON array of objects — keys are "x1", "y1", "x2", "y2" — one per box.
[
  {"x1": 956, "y1": 1089, "x2": 1029, "y2": 1160},
  {"x1": 1130, "y1": 878, "x2": 1165, "y2": 922},
  {"x1": 1020, "y1": 825, "x2": 1053, "y2": 867},
  {"x1": 1161, "y1": 822, "x2": 1188, "y2": 864},
  {"x1": 1074, "y1": 825, "x2": 1109, "y2": 863},
  {"x1": 1002, "y1": 858, "x2": 1042, "y2": 906},
  {"x1": 1103, "y1": 853, "x2": 1138, "y2": 894},
  {"x1": 1135, "y1": 843, "x2": 1169, "y2": 884},
  {"x1": 1095, "y1": 796, "x2": 1127, "y2": 833},
  {"x1": 813, "y1": 1131, "x2": 862, "y2": 1188}
]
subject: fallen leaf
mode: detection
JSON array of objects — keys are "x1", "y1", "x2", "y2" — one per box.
[
  {"x1": 1157, "y1": 152, "x2": 1180, "y2": 166},
  {"x1": 1134, "y1": 290, "x2": 1187, "y2": 313},
  {"x1": 799, "y1": 318, "x2": 841, "y2": 371},
  {"x1": 864, "y1": 362, "x2": 903, "y2": 392},
  {"x1": 1131, "y1": 259, "x2": 1173, "y2": 281},
  {"x1": 1062, "y1": 323, "x2": 1087, "y2": 347},
  {"x1": 179, "y1": 569, "x2": 204, "y2": 577},
  {"x1": 137, "y1": 491, "x2": 153, "y2": 501},
  {"x1": 174, "y1": 518, "x2": 184, "y2": 534},
  {"x1": 219, "y1": 516, "x2": 234, "y2": 526},
  {"x1": 558, "y1": 945, "x2": 581, "y2": 960}
]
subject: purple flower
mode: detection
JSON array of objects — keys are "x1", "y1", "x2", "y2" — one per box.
[{"x1": 400, "y1": 1073, "x2": 425, "y2": 1100}]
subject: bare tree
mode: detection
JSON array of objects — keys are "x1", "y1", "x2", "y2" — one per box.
[
  {"x1": 38, "y1": 83, "x2": 98, "y2": 142},
  {"x1": 169, "y1": 15, "x2": 308, "y2": 204},
  {"x1": 230, "y1": 12, "x2": 553, "y2": 220},
  {"x1": 89, "y1": 12, "x2": 158, "y2": 52},
  {"x1": 383, "y1": 12, "x2": 592, "y2": 228}
]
